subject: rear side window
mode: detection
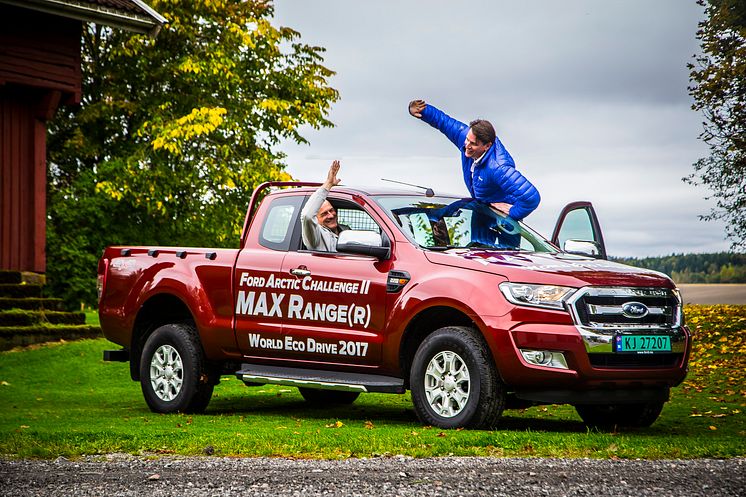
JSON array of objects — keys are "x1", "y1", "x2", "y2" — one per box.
[
  {"x1": 338, "y1": 208, "x2": 381, "y2": 233},
  {"x1": 259, "y1": 195, "x2": 304, "y2": 251}
]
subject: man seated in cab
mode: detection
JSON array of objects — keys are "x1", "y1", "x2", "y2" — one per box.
[{"x1": 301, "y1": 160, "x2": 349, "y2": 251}]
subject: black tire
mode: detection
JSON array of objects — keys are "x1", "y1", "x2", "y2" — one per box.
[
  {"x1": 410, "y1": 326, "x2": 505, "y2": 429},
  {"x1": 298, "y1": 388, "x2": 360, "y2": 405},
  {"x1": 575, "y1": 401, "x2": 665, "y2": 429},
  {"x1": 140, "y1": 323, "x2": 214, "y2": 414}
]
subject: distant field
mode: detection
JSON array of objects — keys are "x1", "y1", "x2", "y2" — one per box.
[{"x1": 678, "y1": 284, "x2": 746, "y2": 305}]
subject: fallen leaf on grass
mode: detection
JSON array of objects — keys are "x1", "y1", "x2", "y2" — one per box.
[
  {"x1": 364, "y1": 421, "x2": 374, "y2": 430},
  {"x1": 325, "y1": 421, "x2": 344, "y2": 428},
  {"x1": 436, "y1": 432, "x2": 447, "y2": 438},
  {"x1": 1, "y1": 381, "x2": 10, "y2": 386},
  {"x1": 708, "y1": 425, "x2": 718, "y2": 431}
]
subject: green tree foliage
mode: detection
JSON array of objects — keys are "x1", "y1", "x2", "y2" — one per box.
[
  {"x1": 46, "y1": 0, "x2": 338, "y2": 306},
  {"x1": 687, "y1": 0, "x2": 746, "y2": 251},
  {"x1": 612, "y1": 252, "x2": 746, "y2": 283}
]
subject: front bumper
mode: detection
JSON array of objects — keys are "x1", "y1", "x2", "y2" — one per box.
[{"x1": 483, "y1": 317, "x2": 691, "y2": 392}]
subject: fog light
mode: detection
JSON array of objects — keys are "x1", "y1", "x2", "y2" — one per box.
[{"x1": 520, "y1": 349, "x2": 569, "y2": 369}]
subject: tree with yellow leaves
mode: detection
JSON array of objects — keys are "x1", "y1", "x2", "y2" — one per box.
[{"x1": 46, "y1": 0, "x2": 338, "y2": 306}]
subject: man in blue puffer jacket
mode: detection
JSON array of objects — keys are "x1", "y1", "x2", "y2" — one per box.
[{"x1": 408, "y1": 99, "x2": 540, "y2": 221}]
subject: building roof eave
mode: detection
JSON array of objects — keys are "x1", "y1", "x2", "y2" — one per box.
[{"x1": 0, "y1": 0, "x2": 167, "y2": 37}]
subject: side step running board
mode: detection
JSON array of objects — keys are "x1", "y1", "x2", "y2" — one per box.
[{"x1": 236, "y1": 363, "x2": 405, "y2": 394}]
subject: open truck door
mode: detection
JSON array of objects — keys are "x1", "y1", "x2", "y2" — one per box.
[{"x1": 551, "y1": 201, "x2": 607, "y2": 259}]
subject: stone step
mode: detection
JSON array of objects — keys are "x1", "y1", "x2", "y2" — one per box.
[
  {"x1": 0, "y1": 271, "x2": 45, "y2": 285},
  {"x1": 0, "y1": 310, "x2": 86, "y2": 326},
  {"x1": 0, "y1": 298, "x2": 65, "y2": 311},
  {"x1": 0, "y1": 325, "x2": 102, "y2": 351},
  {"x1": 0, "y1": 271, "x2": 22, "y2": 284},
  {"x1": 0, "y1": 284, "x2": 43, "y2": 298}
]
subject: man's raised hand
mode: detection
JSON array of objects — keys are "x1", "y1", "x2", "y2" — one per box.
[
  {"x1": 409, "y1": 99, "x2": 426, "y2": 118},
  {"x1": 324, "y1": 160, "x2": 341, "y2": 189}
]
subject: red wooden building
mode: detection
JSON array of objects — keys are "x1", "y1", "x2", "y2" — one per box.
[{"x1": 0, "y1": 0, "x2": 164, "y2": 274}]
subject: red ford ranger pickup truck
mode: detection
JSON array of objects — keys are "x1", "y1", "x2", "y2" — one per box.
[{"x1": 98, "y1": 182, "x2": 691, "y2": 430}]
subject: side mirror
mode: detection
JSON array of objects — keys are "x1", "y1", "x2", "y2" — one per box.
[
  {"x1": 563, "y1": 239, "x2": 602, "y2": 258},
  {"x1": 337, "y1": 230, "x2": 390, "y2": 259}
]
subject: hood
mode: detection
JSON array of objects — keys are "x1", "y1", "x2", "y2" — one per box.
[{"x1": 423, "y1": 250, "x2": 673, "y2": 288}]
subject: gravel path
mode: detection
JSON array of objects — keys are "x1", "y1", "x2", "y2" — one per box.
[{"x1": 1, "y1": 455, "x2": 744, "y2": 496}]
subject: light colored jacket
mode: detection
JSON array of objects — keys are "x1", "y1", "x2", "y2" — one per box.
[{"x1": 301, "y1": 186, "x2": 345, "y2": 251}]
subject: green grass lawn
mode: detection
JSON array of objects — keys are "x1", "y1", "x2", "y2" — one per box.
[
  {"x1": 1, "y1": 305, "x2": 743, "y2": 460},
  {"x1": 84, "y1": 309, "x2": 100, "y2": 327}
]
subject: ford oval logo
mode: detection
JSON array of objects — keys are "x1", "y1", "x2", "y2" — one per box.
[{"x1": 622, "y1": 301, "x2": 649, "y2": 319}]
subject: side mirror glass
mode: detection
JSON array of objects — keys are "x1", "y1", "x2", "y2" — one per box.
[
  {"x1": 337, "y1": 230, "x2": 390, "y2": 259},
  {"x1": 563, "y1": 239, "x2": 601, "y2": 258}
]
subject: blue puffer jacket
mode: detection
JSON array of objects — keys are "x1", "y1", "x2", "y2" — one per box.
[{"x1": 420, "y1": 104, "x2": 540, "y2": 220}]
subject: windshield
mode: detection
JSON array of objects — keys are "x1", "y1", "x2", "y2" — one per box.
[{"x1": 374, "y1": 196, "x2": 559, "y2": 253}]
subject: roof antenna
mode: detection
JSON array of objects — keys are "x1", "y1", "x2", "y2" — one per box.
[{"x1": 381, "y1": 178, "x2": 435, "y2": 197}]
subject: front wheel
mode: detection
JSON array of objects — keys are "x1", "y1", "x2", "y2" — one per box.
[
  {"x1": 410, "y1": 326, "x2": 505, "y2": 429},
  {"x1": 140, "y1": 323, "x2": 214, "y2": 414},
  {"x1": 575, "y1": 402, "x2": 665, "y2": 429}
]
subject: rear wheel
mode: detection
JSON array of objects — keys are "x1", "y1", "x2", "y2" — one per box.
[
  {"x1": 410, "y1": 326, "x2": 505, "y2": 429},
  {"x1": 140, "y1": 323, "x2": 214, "y2": 413},
  {"x1": 575, "y1": 402, "x2": 665, "y2": 429},
  {"x1": 298, "y1": 388, "x2": 360, "y2": 405}
]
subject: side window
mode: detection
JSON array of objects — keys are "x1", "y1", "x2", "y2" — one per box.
[
  {"x1": 338, "y1": 208, "x2": 381, "y2": 233},
  {"x1": 259, "y1": 195, "x2": 304, "y2": 251},
  {"x1": 551, "y1": 202, "x2": 607, "y2": 259},
  {"x1": 556, "y1": 208, "x2": 595, "y2": 248}
]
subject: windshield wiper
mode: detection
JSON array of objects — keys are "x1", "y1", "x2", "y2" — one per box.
[{"x1": 420, "y1": 245, "x2": 459, "y2": 251}]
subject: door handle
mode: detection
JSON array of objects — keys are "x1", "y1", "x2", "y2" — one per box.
[{"x1": 290, "y1": 268, "x2": 311, "y2": 277}]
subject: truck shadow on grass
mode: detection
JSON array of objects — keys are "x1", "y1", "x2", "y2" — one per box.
[{"x1": 203, "y1": 394, "x2": 593, "y2": 433}]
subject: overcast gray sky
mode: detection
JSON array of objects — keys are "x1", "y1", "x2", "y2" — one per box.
[{"x1": 273, "y1": 0, "x2": 729, "y2": 258}]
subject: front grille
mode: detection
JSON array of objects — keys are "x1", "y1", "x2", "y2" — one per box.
[
  {"x1": 570, "y1": 287, "x2": 680, "y2": 329},
  {"x1": 589, "y1": 353, "x2": 683, "y2": 369},
  {"x1": 567, "y1": 286, "x2": 688, "y2": 367}
]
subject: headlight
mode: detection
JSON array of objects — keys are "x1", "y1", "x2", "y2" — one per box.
[{"x1": 499, "y1": 282, "x2": 577, "y2": 310}]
